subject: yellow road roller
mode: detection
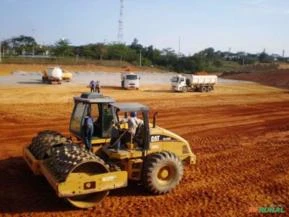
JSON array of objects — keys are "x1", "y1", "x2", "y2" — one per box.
[{"x1": 23, "y1": 93, "x2": 196, "y2": 208}]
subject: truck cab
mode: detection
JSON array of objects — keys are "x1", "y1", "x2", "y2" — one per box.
[
  {"x1": 121, "y1": 72, "x2": 140, "y2": 89},
  {"x1": 171, "y1": 74, "x2": 187, "y2": 92}
]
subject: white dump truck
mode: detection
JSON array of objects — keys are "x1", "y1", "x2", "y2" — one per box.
[
  {"x1": 171, "y1": 74, "x2": 217, "y2": 92},
  {"x1": 42, "y1": 67, "x2": 72, "y2": 84},
  {"x1": 121, "y1": 72, "x2": 140, "y2": 89}
]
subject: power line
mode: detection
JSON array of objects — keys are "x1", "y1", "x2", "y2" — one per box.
[{"x1": 117, "y1": 0, "x2": 124, "y2": 43}]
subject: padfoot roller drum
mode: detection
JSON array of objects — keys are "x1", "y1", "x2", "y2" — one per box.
[
  {"x1": 24, "y1": 138, "x2": 127, "y2": 209},
  {"x1": 43, "y1": 144, "x2": 110, "y2": 208},
  {"x1": 29, "y1": 130, "x2": 71, "y2": 160}
]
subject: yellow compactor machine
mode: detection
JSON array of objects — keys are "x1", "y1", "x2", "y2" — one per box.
[{"x1": 23, "y1": 93, "x2": 196, "y2": 208}]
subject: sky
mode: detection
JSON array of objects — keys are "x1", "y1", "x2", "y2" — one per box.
[{"x1": 0, "y1": 0, "x2": 288, "y2": 55}]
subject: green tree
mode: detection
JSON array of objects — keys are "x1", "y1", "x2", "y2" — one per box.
[
  {"x1": 95, "y1": 43, "x2": 107, "y2": 60},
  {"x1": 107, "y1": 43, "x2": 137, "y2": 62},
  {"x1": 259, "y1": 52, "x2": 273, "y2": 63},
  {"x1": 4, "y1": 35, "x2": 37, "y2": 55},
  {"x1": 53, "y1": 39, "x2": 73, "y2": 57},
  {"x1": 130, "y1": 38, "x2": 143, "y2": 51}
]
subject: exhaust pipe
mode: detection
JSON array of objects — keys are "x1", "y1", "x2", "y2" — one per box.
[{"x1": 153, "y1": 112, "x2": 158, "y2": 128}]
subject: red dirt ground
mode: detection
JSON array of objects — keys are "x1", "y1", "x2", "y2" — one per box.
[{"x1": 0, "y1": 83, "x2": 289, "y2": 217}]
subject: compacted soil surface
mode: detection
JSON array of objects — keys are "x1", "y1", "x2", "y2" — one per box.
[{"x1": 0, "y1": 81, "x2": 289, "y2": 217}]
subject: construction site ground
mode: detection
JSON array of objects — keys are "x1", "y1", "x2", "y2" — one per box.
[{"x1": 0, "y1": 74, "x2": 289, "y2": 216}]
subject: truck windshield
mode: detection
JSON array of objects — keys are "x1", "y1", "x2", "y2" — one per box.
[
  {"x1": 171, "y1": 77, "x2": 179, "y2": 82},
  {"x1": 126, "y1": 75, "x2": 138, "y2": 80}
]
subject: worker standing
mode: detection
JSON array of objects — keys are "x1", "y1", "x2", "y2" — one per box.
[
  {"x1": 89, "y1": 80, "x2": 96, "y2": 92},
  {"x1": 83, "y1": 113, "x2": 94, "y2": 151},
  {"x1": 95, "y1": 80, "x2": 100, "y2": 93},
  {"x1": 126, "y1": 112, "x2": 143, "y2": 144}
]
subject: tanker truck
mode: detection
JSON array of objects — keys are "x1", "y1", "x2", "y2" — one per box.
[
  {"x1": 42, "y1": 67, "x2": 72, "y2": 84},
  {"x1": 171, "y1": 74, "x2": 217, "y2": 92}
]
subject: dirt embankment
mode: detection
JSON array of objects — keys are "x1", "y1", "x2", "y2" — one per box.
[
  {"x1": 221, "y1": 63, "x2": 289, "y2": 88},
  {"x1": 0, "y1": 83, "x2": 289, "y2": 217},
  {"x1": 222, "y1": 69, "x2": 289, "y2": 89}
]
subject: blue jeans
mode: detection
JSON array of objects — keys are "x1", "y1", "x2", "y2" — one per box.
[{"x1": 84, "y1": 126, "x2": 93, "y2": 151}]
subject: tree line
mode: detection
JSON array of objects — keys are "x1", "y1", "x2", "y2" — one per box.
[{"x1": 1, "y1": 35, "x2": 287, "y2": 73}]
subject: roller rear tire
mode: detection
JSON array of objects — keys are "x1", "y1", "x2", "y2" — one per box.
[{"x1": 142, "y1": 151, "x2": 183, "y2": 194}]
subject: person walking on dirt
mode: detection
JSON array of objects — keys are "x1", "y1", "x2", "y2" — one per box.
[
  {"x1": 89, "y1": 80, "x2": 96, "y2": 92},
  {"x1": 83, "y1": 112, "x2": 94, "y2": 151}
]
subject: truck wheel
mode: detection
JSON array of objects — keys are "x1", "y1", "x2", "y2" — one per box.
[
  {"x1": 29, "y1": 130, "x2": 70, "y2": 160},
  {"x1": 207, "y1": 86, "x2": 213, "y2": 92},
  {"x1": 42, "y1": 76, "x2": 47, "y2": 83},
  {"x1": 200, "y1": 86, "x2": 207, "y2": 93},
  {"x1": 142, "y1": 151, "x2": 183, "y2": 194},
  {"x1": 182, "y1": 86, "x2": 188, "y2": 92}
]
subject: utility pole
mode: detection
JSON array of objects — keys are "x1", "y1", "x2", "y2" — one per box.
[{"x1": 117, "y1": 0, "x2": 124, "y2": 43}]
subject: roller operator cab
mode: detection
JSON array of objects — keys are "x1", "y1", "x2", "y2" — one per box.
[
  {"x1": 69, "y1": 94, "x2": 196, "y2": 167},
  {"x1": 69, "y1": 92, "x2": 116, "y2": 147}
]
